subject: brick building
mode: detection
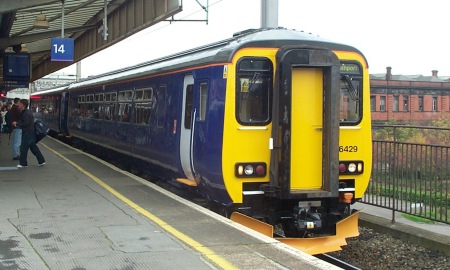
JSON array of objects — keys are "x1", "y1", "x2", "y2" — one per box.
[{"x1": 370, "y1": 67, "x2": 450, "y2": 124}]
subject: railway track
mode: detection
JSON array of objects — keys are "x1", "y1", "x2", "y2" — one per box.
[{"x1": 315, "y1": 254, "x2": 362, "y2": 270}]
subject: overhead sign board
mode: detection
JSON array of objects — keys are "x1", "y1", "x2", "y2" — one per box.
[
  {"x1": 2, "y1": 53, "x2": 31, "y2": 81},
  {"x1": 51, "y1": 38, "x2": 74, "y2": 61}
]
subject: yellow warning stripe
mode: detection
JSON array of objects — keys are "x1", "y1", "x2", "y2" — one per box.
[{"x1": 43, "y1": 143, "x2": 238, "y2": 270}]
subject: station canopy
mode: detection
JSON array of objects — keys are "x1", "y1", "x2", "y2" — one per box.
[{"x1": 0, "y1": 0, "x2": 182, "y2": 91}]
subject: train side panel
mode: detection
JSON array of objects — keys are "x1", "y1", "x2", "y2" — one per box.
[
  {"x1": 334, "y1": 51, "x2": 372, "y2": 199},
  {"x1": 188, "y1": 66, "x2": 229, "y2": 202},
  {"x1": 59, "y1": 66, "x2": 232, "y2": 204},
  {"x1": 222, "y1": 48, "x2": 277, "y2": 204}
]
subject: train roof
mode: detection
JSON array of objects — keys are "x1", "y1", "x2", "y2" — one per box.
[
  {"x1": 30, "y1": 83, "x2": 70, "y2": 96},
  {"x1": 34, "y1": 28, "x2": 365, "y2": 93}
]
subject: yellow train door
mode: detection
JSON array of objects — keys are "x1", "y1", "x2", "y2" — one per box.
[{"x1": 290, "y1": 68, "x2": 323, "y2": 189}]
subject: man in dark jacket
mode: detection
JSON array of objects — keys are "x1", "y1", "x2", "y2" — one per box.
[
  {"x1": 11, "y1": 99, "x2": 45, "y2": 168},
  {"x1": 10, "y1": 97, "x2": 22, "y2": 160}
]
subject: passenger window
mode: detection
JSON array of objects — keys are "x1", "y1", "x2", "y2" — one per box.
[
  {"x1": 94, "y1": 93, "x2": 104, "y2": 119},
  {"x1": 236, "y1": 58, "x2": 272, "y2": 125},
  {"x1": 118, "y1": 90, "x2": 133, "y2": 122},
  {"x1": 199, "y1": 82, "x2": 208, "y2": 121},
  {"x1": 134, "y1": 87, "x2": 153, "y2": 125},
  {"x1": 103, "y1": 92, "x2": 117, "y2": 121}
]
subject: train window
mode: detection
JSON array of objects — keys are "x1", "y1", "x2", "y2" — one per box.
[
  {"x1": 134, "y1": 103, "x2": 151, "y2": 125},
  {"x1": 340, "y1": 63, "x2": 362, "y2": 123},
  {"x1": 105, "y1": 92, "x2": 117, "y2": 102},
  {"x1": 34, "y1": 96, "x2": 58, "y2": 115},
  {"x1": 77, "y1": 95, "x2": 87, "y2": 115},
  {"x1": 135, "y1": 90, "x2": 143, "y2": 100},
  {"x1": 184, "y1": 84, "x2": 193, "y2": 129},
  {"x1": 143, "y1": 88, "x2": 153, "y2": 100},
  {"x1": 95, "y1": 94, "x2": 104, "y2": 102},
  {"x1": 134, "y1": 87, "x2": 153, "y2": 124},
  {"x1": 157, "y1": 85, "x2": 167, "y2": 128},
  {"x1": 119, "y1": 90, "x2": 132, "y2": 101},
  {"x1": 103, "y1": 104, "x2": 116, "y2": 121},
  {"x1": 103, "y1": 92, "x2": 117, "y2": 120},
  {"x1": 236, "y1": 57, "x2": 272, "y2": 125},
  {"x1": 135, "y1": 87, "x2": 153, "y2": 101},
  {"x1": 199, "y1": 83, "x2": 208, "y2": 121},
  {"x1": 93, "y1": 94, "x2": 103, "y2": 119},
  {"x1": 70, "y1": 95, "x2": 79, "y2": 116},
  {"x1": 118, "y1": 91, "x2": 133, "y2": 122},
  {"x1": 86, "y1": 94, "x2": 94, "y2": 112},
  {"x1": 118, "y1": 103, "x2": 131, "y2": 122}
]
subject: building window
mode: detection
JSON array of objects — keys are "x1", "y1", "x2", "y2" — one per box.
[
  {"x1": 403, "y1": 96, "x2": 409, "y2": 112},
  {"x1": 418, "y1": 96, "x2": 423, "y2": 112},
  {"x1": 393, "y1": 96, "x2": 399, "y2": 112},
  {"x1": 370, "y1": 96, "x2": 376, "y2": 111},
  {"x1": 380, "y1": 96, "x2": 386, "y2": 112},
  {"x1": 432, "y1": 97, "x2": 437, "y2": 112}
]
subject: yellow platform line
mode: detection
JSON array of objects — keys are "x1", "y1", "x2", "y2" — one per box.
[{"x1": 42, "y1": 143, "x2": 238, "y2": 270}]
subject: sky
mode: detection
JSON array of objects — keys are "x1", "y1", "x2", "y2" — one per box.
[{"x1": 58, "y1": 0, "x2": 450, "y2": 78}]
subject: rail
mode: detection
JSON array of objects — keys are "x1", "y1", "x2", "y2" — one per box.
[{"x1": 362, "y1": 124, "x2": 450, "y2": 224}]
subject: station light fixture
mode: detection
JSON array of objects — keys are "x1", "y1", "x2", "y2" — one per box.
[{"x1": 33, "y1": 14, "x2": 49, "y2": 29}]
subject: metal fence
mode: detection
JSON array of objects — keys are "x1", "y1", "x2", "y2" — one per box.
[{"x1": 362, "y1": 125, "x2": 450, "y2": 224}]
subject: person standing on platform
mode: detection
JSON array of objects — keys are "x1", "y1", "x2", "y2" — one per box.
[
  {"x1": 1, "y1": 105, "x2": 9, "y2": 134},
  {"x1": 11, "y1": 99, "x2": 45, "y2": 168},
  {"x1": 10, "y1": 98, "x2": 22, "y2": 160}
]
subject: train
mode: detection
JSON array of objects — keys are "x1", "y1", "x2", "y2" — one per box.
[{"x1": 30, "y1": 28, "x2": 372, "y2": 255}]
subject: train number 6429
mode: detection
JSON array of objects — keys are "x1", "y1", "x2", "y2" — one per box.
[{"x1": 339, "y1": 145, "x2": 358, "y2": 152}]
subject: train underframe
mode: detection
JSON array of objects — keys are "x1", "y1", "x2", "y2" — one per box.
[{"x1": 229, "y1": 190, "x2": 360, "y2": 254}]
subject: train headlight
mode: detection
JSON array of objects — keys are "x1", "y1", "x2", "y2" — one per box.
[
  {"x1": 235, "y1": 162, "x2": 267, "y2": 178},
  {"x1": 339, "y1": 161, "x2": 364, "y2": 175},
  {"x1": 348, "y1": 163, "x2": 356, "y2": 172},
  {"x1": 244, "y1": 165, "x2": 254, "y2": 175}
]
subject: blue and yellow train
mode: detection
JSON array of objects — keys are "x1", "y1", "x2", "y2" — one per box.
[{"x1": 31, "y1": 28, "x2": 372, "y2": 254}]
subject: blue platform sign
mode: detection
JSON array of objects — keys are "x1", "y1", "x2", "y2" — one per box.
[{"x1": 51, "y1": 38, "x2": 74, "y2": 61}]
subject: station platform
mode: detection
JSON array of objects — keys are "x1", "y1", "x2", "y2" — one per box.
[{"x1": 0, "y1": 135, "x2": 336, "y2": 270}]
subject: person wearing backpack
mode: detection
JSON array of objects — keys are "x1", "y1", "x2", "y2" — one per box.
[
  {"x1": 11, "y1": 99, "x2": 45, "y2": 168},
  {"x1": 10, "y1": 98, "x2": 22, "y2": 160}
]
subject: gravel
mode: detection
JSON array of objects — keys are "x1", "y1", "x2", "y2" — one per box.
[{"x1": 329, "y1": 227, "x2": 450, "y2": 270}]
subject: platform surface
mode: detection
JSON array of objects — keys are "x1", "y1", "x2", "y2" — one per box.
[{"x1": 0, "y1": 135, "x2": 336, "y2": 270}]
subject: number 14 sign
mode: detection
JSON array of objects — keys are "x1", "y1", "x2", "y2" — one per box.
[{"x1": 51, "y1": 38, "x2": 74, "y2": 61}]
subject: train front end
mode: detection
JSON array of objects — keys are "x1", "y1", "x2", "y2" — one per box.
[{"x1": 223, "y1": 36, "x2": 372, "y2": 254}]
